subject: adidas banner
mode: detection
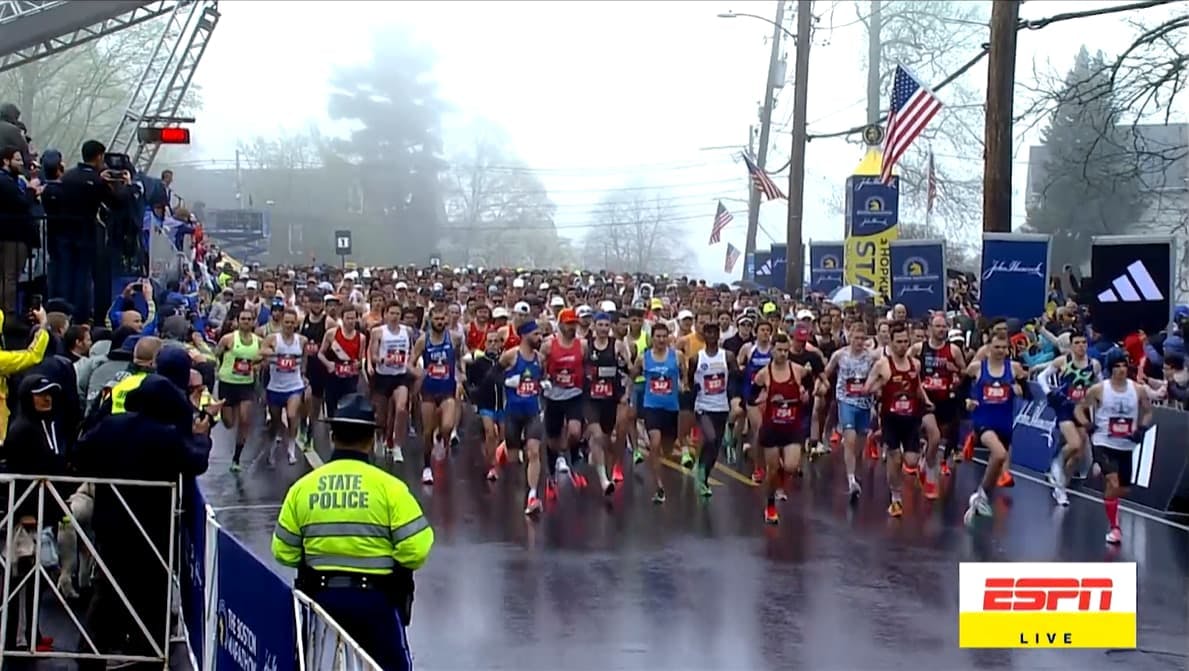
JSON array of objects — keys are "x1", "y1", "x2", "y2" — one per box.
[
  {"x1": 889, "y1": 239, "x2": 946, "y2": 318},
  {"x1": 753, "y1": 250, "x2": 772, "y2": 286},
  {"x1": 809, "y1": 241, "x2": 845, "y2": 294},
  {"x1": 980, "y1": 234, "x2": 1050, "y2": 321},
  {"x1": 767, "y1": 244, "x2": 788, "y2": 290},
  {"x1": 1090, "y1": 236, "x2": 1174, "y2": 341}
]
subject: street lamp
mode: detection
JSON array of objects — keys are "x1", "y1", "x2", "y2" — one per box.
[{"x1": 717, "y1": 10, "x2": 797, "y2": 42}]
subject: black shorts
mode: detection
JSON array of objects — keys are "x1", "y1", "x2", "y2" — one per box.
[
  {"x1": 882, "y1": 413, "x2": 922, "y2": 453},
  {"x1": 218, "y1": 380, "x2": 255, "y2": 406},
  {"x1": 505, "y1": 411, "x2": 545, "y2": 451},
  {"x1": 420, "y1": 391, "x2": 455, "y2": 407},
  {"x1": 758, "y1": 423, "x2": 803, "y2": 448},
  {"x1": 373, "y1": 372, "x2": 414, "y2": 399},
  {"x1": 544, "y1": 396, "x2": 584, "y2": 436},
  {"x1": 679, "y1": 390, "x2": 695, "y2": 412},
  {"x1": 642, "y1": 407, "x2": 679, "y2": 439},
  {"x1": 307, "y1": 365, "x2": 327, "y2": 398},
  {"x1": 1092, "y1": 443, "x2": 1134, "y2": 486},
  {"x1": 585, "y1": 399, "x2": 618, "y2": 435},
  {"x1": 926, "y1": 395, "x2": 962, "y2": 426},
  {"x1": 974, "y1": 426, "x2": 1012, "y2": 451}
]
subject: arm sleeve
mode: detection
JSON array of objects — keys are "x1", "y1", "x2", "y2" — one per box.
[
  {"x1": 0, "y1": 328, "x2": 48, "y2": 375},
  {"x1": 388, "y1": 482, "x2": 434, "y2": 570},
  {"x1": 271, "y1": 487, "x2": 304, "y2": 568}
]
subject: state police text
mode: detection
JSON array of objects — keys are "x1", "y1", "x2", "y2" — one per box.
[{"x1": 309, "y1": 474, "x2": 369, "y2": 509}]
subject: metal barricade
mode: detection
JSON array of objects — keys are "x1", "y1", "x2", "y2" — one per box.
[
  {"x1": 293, "y1": 589, "x2": 383, "y2": 671},
  {"x1": 0, "y1": 473, "x2": 179, "y2": 667}
]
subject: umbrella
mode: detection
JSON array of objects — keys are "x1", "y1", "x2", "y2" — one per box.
[{"x1": 828, "y1": 284, "x2": 876, "y2": 303}]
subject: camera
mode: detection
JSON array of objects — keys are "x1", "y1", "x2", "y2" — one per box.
[{"x1": 103, "y1": 153, "x2": 132, "y2": 174}]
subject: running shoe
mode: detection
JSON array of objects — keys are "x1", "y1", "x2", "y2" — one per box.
[
  {"x1": 1105, "y1": 527, "x2": 1122, "y2": 545},
  {"x1": 829, "y1": 430, "x2": 841, "y2": 446},
  {"x1": 940, "y1": 460, "x2": 952, "y2": 477},
  {"x1": 611, "y1": 463, "x2": 625, "y2": 483},
  {"x1": 546, "y1": 479, "x2": 559, "y2": 501},
  {"x1": 887, "y1": 500, "x2": 903, "y2": 517},
  {"x1": 495, "y1": 441, "x2": 508, "y2": 466},
  {"x1": 764, "y1": 503, "x2": 779, "y2": 525},
  {"x1": 847, "y1": 478, "x2": 862, "y2": 502},
  {"x1": 680, "y1": 449, "x2": 694, "y2": 469},
  {"x1": 602, "y1": 477, "x2": 615, "y2": 496},
  {"x1": 486, "y1": 467, "x2": 499, "y2": 482},
  {"x1": 922, "y1": 478, "x2": 939, "y2": 500},
  {"x1": 751, "y1": 467, "x2": 766, "y2": 483},
  {"x1": 570, "y1": 471, "x2": 588, "y2": 489},
  {"x1": 524, "y1": 495, "x2": 542, "y2": 516},
  {"x1": 865, "y1": 435, "x2": 880, "y2": 461},
  {"x1": 961, "y1": 433, "x2": 975, "y2": 462},
  {"x1": 697, "y1": 479, "x2": 712, "y2": 498},
  {"x1": 229, "y1": 461, "x2": 241, "y2": 473},
  {"x1": 391, "y1": 445, "x2": 405, "y2": 463},
  {"x1": 287, "y1": 444, "x2": 297, "y2": 465},
  {"x1": 555, "y1": 456, "x2": 570, "y2": 474},
  {"x1": 775, "y1": 489, "x2": 788, "y2": 502},
  {"x1": 421, "y1": 467, "x2": 434, "y2": 485},
  {"x1": 652, "y1": 488, "x2": 666, "y2": 504},
  {"x1": 997, "y1": 471, "x2": 1014, "y2": 488}
]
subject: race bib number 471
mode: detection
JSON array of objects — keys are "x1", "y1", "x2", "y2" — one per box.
[{"x1": 958, "y1": 562, "x2": 1136, "y2": 649}]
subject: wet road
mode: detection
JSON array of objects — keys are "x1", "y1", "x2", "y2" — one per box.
[{"x1": 200, "y1": 420, "x2": 1189, "y2": 671}]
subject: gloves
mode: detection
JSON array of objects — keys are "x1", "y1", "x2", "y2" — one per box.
[{"x1": 540, "y1": 380, "x2": 553, "y2": 392}]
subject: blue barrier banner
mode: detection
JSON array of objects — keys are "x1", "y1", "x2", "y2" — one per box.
[
  {"x1": 1009, "y1": 382, "x2": 1060, "y2": 475},
  {"x1": 980, "y1": 234, "x2": 1050, "y2": 321},
  {"x1": 889, "y1": 239, "x2": 946, "y2": 318},
  {"x1": 215, "y1": 528, "x2": 297, "y2": 671},
  {"x1": 809, "y1": 241, "x2": 844, "y2": 294},
  {"x1": 768, "y1": 244, "x2": 787, "y2": 290},
  {"x1": 182, "y1": 482, "x2": 207, "y2": 668},
  {"x1": 754, "y1": 250, "x2": 772, "y2": 286}
]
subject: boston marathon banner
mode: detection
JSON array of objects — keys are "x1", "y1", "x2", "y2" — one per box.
[
  {"x1": 809, "y1": 241, "x2": 845, "y2": 294},
  {"x1": 889, "y1": 239, "x2": 946, "y2": 317},
  {"x1": 216, "y1": 528, "x2": 297, "y2": 671},
  {"x1": 980, "y1": 233, "x2": 1050, "y2": 321},
  {"x1": 1090, "y1": 235, "x2": 1175, "y2": 342},
  {"x1": 767, "y1": 243, "x2": 788, "y2": 291},
  {"x1": 844, "y1": 175, "x2": 900, "y2": 303}
]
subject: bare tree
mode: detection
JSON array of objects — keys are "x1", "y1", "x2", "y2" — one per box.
[{"x1": 580, "y1": 192, "x2": 690, "y2": 274}]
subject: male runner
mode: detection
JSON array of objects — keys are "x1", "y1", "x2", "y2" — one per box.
[
  {"x1": 866, "y1": 322, "x2": 934, "y2": 516},
  {"x1": 410, "y1": 306, "x2": 464, "y2": 486},
  {"x1": 825, "y1": 320, "x2": 877, "y2": 501},
  {"x1": 1075, "y1": 349, "x2": 1152, "y2": 544},
  {"x1": 625, "y1": 307, "x2": 650, "y2": 464},
  {"x1": 584, "y1": 311, "x2": 629, "y2": 495},
  {"x1": 962, "y1": 332, "x2": 1029, "y2": 525},
  {"x1": 1040, "y1": 331, "x2": 1101, "y2": 505},
  {"x1": 260, "y1": 308, "x2": 307, "y2": 466},
  {"x1": 368, "y1": 301, "x2": 415, "y2": 462},
  {"x1": 542, "y1": 308, "x2": 588, "y2": 491},
  {"x1": 911, "y1": 313, "x2": 966, "y2": 494},
  {"x1": 751, "y1": 332, "x2": 809, "y2": 524},
  {"x1": 493, "y1": 320, "x2": 547, "y2": 515},
  {"x1": 738, "y1": 320, "x2": 774, "y2": 482},
  {"x1": 788, "y1": 324, "x2": 826, "y2": 455},
  {"x1": 297, "y1": 291, "x2": 335, "y2": 447},
  {"x1": 675, "y1": 310, "x2": 707, "y2": 467},
  {"x1": 629, "y1": 321, "x2": 687, "y2": 504},
  {"x1": 466, "y1": 330, "x2": 506, "y2": 481},
  {"x1": 317, "y1": 305, "x2": 366, "y2": 422},
  {"x1": 690, "y1": 321, "x2": 738, "y2": 498}
]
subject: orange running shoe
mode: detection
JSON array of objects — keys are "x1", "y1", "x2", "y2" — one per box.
[
  {"x1": 887, "y1": 500, "x2": 903, "y2": 517},
  {"x1": 495, "y1": 441, "x2": 508, "y2": 466},
  {"x1": 829, "y1": 430, "x2": 841, "y2": 446},
  {"x1": 940, "y1": 460, "x2": 952, "y2": 477},
  {"x1": 902, "y1": 462, "x2": 919, "y2": 476},
  {"x1": 752, "y1": 467, "x2": 766, "y2": 483},
  {"x1": 570, "y1": 471, "x2": 588, "y2": 489},
  {"x1": 961, "y1": 433, "x2": 975, "y2": 462},
  {"x1": 865, "y1": 434, "x2": 880, "y2": 461},
  {"x1": 998, "y1": 471, "x2": 1014, "y2": 487},
  {"x1": 524, "y1": 494, "x2": 542, "y2": 516},
  {"x1": 546, "y1": 479, "x2": 559, "y2": 501},
  {"x1": 611, "y1": 463, "x2": 624, "y2": 483},
  {"x1": 764, "y1": 503, "x2": 779, "y2": 525}
]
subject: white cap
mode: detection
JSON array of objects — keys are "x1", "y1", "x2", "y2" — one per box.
[
  {"x1": 513, "y1": 301, "x2": 531, "y2": 315},
  {"x1": 677, "y1": 309, "x2": 694, "y2": 321},
  {"x1": 361, "y1": 268, "x2": 372, "y2": 279},
  {"x1": 539, "y1": 282, "x2": 550, "y2": 291},
  {"x1": 599, "y1": 300, "x2": 617, "y2": 313},
  {"x1": 344, "y1": 271, "x2": 358, "y2": 280},
  {"x1": 796, "y1": 309, "x2": 815, "y2": 321},
  {"x1": 432, "y1": 282, "x2": 443, "y2": 291},
  {"x1": 492, "y1": 306, "x2": 510, "y2": 319},
  {"x1": 576, "y1": 304, "x2": 593, "y2": 318},
  {"x1": 238, "y1": 269, "x2": 249, "y2": 278},
  {"x1": 948, "y1": 328, "x2": 965, "y2": 343},
  {"x1": 550, "y1": 296, "x2": 565, "y2": 307},
  {"x1": 318, "y1": 281, "x2": 334, "y2": 292},
  {"x1": 512, "y1": 278, "x2": 525, "y2": 289},
  {"x1": 395, "y1": 281, "x2": 408, "y2": 290},
  {"x1": 246, "y1": 280, "x2": 259, "y2": 290}
]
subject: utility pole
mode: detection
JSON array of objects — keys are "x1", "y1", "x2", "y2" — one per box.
[
  {"x1": 784, "y1": 0, "x2": 813, "y2": 294},
  {"x1": 235, "y1": 147, "x2": 243, "y2": 210},
  {"x1": 866, "y1": 0, "x2": 881, "y2": 125},
  {"x1": 744, "y1": 0, "x2": 786, "y2": 279},
  {"x1": 983, "y1": 0, "x2": 1019, "y2": 233}
]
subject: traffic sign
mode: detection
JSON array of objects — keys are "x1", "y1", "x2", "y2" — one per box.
[{"x1": 334, "y1": 230, "x2": 352, "y2": 256}]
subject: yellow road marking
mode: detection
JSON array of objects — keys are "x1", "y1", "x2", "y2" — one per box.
[
  {"x1": 660, "y1": 458, "x2": 723, "y2": 486},
  {"x1": 713, "y1": 463, "x2": 758, "y2": 487}
]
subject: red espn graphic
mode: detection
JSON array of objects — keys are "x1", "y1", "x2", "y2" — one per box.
[{"x1": 982, "y1": 578, "x2": 1114, "y2": 611}]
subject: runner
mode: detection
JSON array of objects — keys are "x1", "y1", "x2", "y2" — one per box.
[
  {"x1": 466, "y1": 330, "x2": 506, "y2": 481},
  {"x1": 738, "y1": 320, "x2": 774, "y2": 482},
  {"x1": 628, "y1": 320, "x2": 687, "y2": 504},
  {"x1": 260, "y1": 308, "x2": 307, "y2": 467},
  {"x1": 962, "y1": 332, "x2": 1029, "y2": 526},
  {"x1": 866, "y1": 322, "x2": 933, "y2": 517},
  {"x1": 466, "y1": 304, "x2": 496, "y2": 353},
  {"x1": 215, "y1": 309, "x2": 264, "y2": 472},
  {"x1": 625, "y1": 306, "x2": 650, "y2": 465},
  {"x1": 494, "y1": 320, "x2": 547, "y2": 515},
  {"x1": 674, "y1": 310, "x2": 705, "y2": 467},
  {"x1": 584, "y1": 311, "x2": 628, "y2": 495},
  {"x1": 368, "y1": 302, "x2": 415, "y2": 461},
  {"x1": 1039, "y1": 331, "x2": 1101, "y2": 505},
  {"x1": 297, "y1": 291, "x2": 335, "y2": 447},
  {"x1": 911, "y1": 313, "x2": 966, "y2": 495},
  {"x1": 691, "y1": 321, "x2": 736, "y2": 498},
  {"x1": 751, "y1": 332, "x2": 809, "y2": 524},
  {"x1": 825, "y1": 320, "x2": 877, "y2": 501},
  {"x1": 317, "y1": 304, "x2": 366, "y2": 424},
  {"x1": 410, "y1": 305, "x2": 464, "y2": 486},
  {"x1": 542, "y1": 308, "x2": 587, "y2": 491},
  {"x1": 1075, "y1": 349, "x2": 1153, "y2": 544},
  {"x1": 787, "y1": 324, "x2": 826, "y2": 456}
]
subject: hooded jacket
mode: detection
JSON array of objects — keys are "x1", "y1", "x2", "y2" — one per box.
[
  {"x1": 75, "y1": 338, "x2": 113, "y2": 400},
  {"x1": 3, "y1": 375, "x2": 69, "y2": 475},
  {"x1": 0, "y1": 309, "x2": 49, "y2": 442},
  {"x1": 84, "y1": 327, "x2": 139, "y2": 405}
]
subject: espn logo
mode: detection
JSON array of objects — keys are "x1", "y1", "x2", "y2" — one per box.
[{"x1": 959, "y1": 562, "x2": 1136, "y2": 649}]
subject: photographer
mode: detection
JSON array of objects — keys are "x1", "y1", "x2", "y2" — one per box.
[
  {"x1": 0, "y1": 146, "x2": 35, "y2": 315},
  {"x1": 43, "y1": 141, "x2": 133, "y2": 324}
]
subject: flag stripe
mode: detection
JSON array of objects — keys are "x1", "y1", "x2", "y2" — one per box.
[
  {"x1": 709, "y1": 201, "x2": 733, "y2": 245},
  {"x1": 724, "y1": 243, "x2": 741, "y2": 272},
  {"x1": 743, "y1": 154, "x2": 786, "y2": 200},
  {"x1": 880, "y1": 66, "x2": 943, "y2": 185}
]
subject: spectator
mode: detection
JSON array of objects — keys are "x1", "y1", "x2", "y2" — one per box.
[
  {"x1": 105, "y1": 279, "x2": 157, "y2": 335},
  {"x1": 63, "y1": 324, "x2": 91, "y2": 363},
  {"x1": 0, "y1": 307, "x2": 48, "y2": 441},
  {"x1": 0, "y1": 145, "x2": 34, "y2": 314},
  {"x1": 0, "y1": 103, "x2": 30, "y2": 166},
  {"x1": 82, "y1": 327, "x2": 137, "y2": 407}
]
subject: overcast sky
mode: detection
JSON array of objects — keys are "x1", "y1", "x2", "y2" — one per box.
[{"x1": 185, "y1": 0, "x2": 1185, "y2": 280}]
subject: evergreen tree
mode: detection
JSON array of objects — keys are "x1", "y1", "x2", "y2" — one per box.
[{"x1": 1024, "y1": 47, "x2": 1150, "y2": 270}]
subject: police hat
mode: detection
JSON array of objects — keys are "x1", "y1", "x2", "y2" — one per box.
[{"x1": 322, "y1": 393, "x2": 378, "y2": 427}]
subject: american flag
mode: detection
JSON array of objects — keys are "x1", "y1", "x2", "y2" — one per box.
[
  {"x1": 709, "y1": 201, "x2": 733, "y2": 245},
  {"x1": 926, "y1": 147, "x2": 937, "y2": 216},
  {"x1": 881, "y1": 65, "x2": 943, "y2": 185},
  {"x1": 724, "y1": 243, "x2": 741, "y2": 273},
  {"x1": 742, "y1": 153, "x2": 786, "y2": 200}
]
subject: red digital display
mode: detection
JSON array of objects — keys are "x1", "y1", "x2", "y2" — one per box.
[{"x1": 158, "y1": 127, "x2": 190, "y2": 144}]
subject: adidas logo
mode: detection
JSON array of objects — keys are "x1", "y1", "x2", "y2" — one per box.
[{"x1": 1096, "y1": 261, "x2": 1164, "y2": 303}]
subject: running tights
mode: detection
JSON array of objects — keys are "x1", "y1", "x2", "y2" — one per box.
[{"x1": 696, "y1": 411, "x2": 729, "y2": 482}]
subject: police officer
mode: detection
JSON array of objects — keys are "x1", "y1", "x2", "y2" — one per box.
[{"x1": 272, "y1": 394, "x2": 433, "y2": 671}]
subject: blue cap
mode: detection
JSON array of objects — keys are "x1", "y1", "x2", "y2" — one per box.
[{"x1": 516, "y1": 320, "x2": 538, "y2": 337}]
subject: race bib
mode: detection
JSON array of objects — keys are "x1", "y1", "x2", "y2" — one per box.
[
  {"x1": 1108, "y1": 417, "x2": 1133, "y2": 438},
  {"x1": 649, "y1": 377, "x2": 673, "y2": 395},
  {"x1": 591, "y1": 379, "x2": 614, "y2": 399},
  {"x1": 844, "y1": 378, "x2": 865, "y2": 395},
  {"x1": 1069, "y1": 386, "x2": 1086, "y2": 401},
  {"x1": 335, "y1": 362, "x2": 358, "y2": 378},
  {"x1": 892, "y1": 396, "x2": 914, "y2": 415},
  {"x1": 232, "y1": 358, "x2": 252, "y2": 376},
  {"x1": 277, "y1": 355, "x2": 297, "y2": 372},
  {"x1": 427, "y1": 363, "x2": 448, "y2": 379},
  {"x1": 386, "y1": 349, "x2": 407, "y2": 367},
  {"x1": 984, "y1": 383, "x2": 1008, "y2": 403},
  {"x1": 304, "y1": 342, "x2": 319, "y2": 356},
  {"x1": 922, "y1": 375, "x2": 947, "y2": 392},
  {"x1": 556, "y1": 369, "x2": 574, "y2": 387},
  {"x1": 704, "y1": 374, "x2": 725, "y2": 395},
  {"x1": 517, "y1": 378, "x2": 538, "y2": 397},
  {"x1": 774, "y1": 404, "x2": 794, "y2": 422}
]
